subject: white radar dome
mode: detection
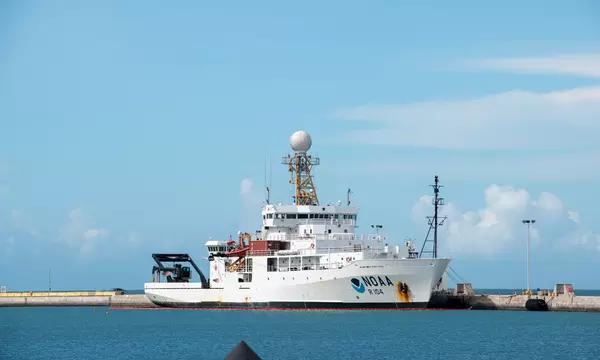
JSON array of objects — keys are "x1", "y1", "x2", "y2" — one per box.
[{"x1": 289, "y1": 130, "x2": 312, "y2": 152}]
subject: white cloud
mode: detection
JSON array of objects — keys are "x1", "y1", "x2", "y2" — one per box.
[
  {"x1": 445, "y1": 185, "x2": 531, "y2": 255},
  {"x1": 240, "y1": 178, "x2": 254, "y2": 195},
  {"x1": 83, "y1": 228, "x2": 107, "y2": 240},
  {"x1": 471, "y1": 54, "x2": 600, "y2": 78},
  {"x1": 576, "y1": 232, "x2": 600, "y2": 252},
  {"x1": 412, "y1": 185, "x2": 599, "y2": 257},
  {"x1": 568, "y1": 211, "x2": 581, "y2": 224},
  {"x1": 411, "y1": 194, "x2": 460, "y2": 225},
  {"x1": 534, "y1": 192, "x2": 563, "y2": 212},
  {"x1": 59, "y1": 208, "x2": 109, "y2": 256},
  {"x1": 351, "y1": 150, "x2": 600, "y2": 182},
  {"x1": 411, "y1": 195, "x2": 434, "y2": 224},
  {"x1": 239, "y1": 178, "x2": 263, "y2": 232},
  {"x1": 337, "y1": 87, "x2": 600, "y2": 150},
  {"x1": 0, "y1": 209, "x2": 38, "y2": 260}
]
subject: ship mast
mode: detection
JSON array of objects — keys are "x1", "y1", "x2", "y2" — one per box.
[
  {"x1": 282, "y1": 130, "x2": 320, "y2": 205},
  {"x1": 432, "y1": 176, "x2": 441, "y2": 258},
  {"x1": 419, "y1": 175, "x2": 446, "y2": 258}
]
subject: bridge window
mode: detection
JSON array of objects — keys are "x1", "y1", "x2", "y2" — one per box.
[
  {"x1": 290, "y1": 256, "x2": 301, "y2": 271},
  {"x1": 298, "y1": 214, "x2": 308, "y2": 219},
  {"x1": 286, "y1": 214, "x2": 297, "y2": 219},
  {"x1": 266, "y1": 213, "x2": 273, "y2": 219},
  {"x1": 267, "y1": 258, "x2": 277, "y2": 272}
]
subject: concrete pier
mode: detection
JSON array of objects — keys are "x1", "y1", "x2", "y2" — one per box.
[
  {"x1": 109, "y1": 294, "x2": 158, "y2": 308},
  {"x1": 428, "y1": 293, "x2": 600, "y2": 312},
  {"x1": 0, "y1": 292, "x2": 157, "y2": 308}
]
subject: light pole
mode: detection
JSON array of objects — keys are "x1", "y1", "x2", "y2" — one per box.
[{"x1": 522, "y1": 219, "x2": 535, "y2": 294}]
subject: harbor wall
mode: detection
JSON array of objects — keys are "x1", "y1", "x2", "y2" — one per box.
[
  {"x1": 429, "y1": 293, "x2": 600, "y2": 312},
  {"x1": 109, "y1": 294, "x2": 158, "y2": 308},
  {"x1": 0, "y1": 296, "x2": 109, "y2": 307},
  {"x1": 0, "y1": 294, "x2": 156, "y2": 308}
]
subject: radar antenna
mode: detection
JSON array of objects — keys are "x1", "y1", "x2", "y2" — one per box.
[
  {"x1": 419, "y1": 175, "x2": 447, "y2": 259},
  {"x1": 282, "y1": 130, "x2": 320, "y2": 205}
]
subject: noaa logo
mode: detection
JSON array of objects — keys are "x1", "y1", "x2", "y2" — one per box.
[
  {"x1": 350, "y1": 278, "x2": 365, "y2": 293},
  {"x1": 351, "y1": 275, "x2": 395, "y2": 296}
]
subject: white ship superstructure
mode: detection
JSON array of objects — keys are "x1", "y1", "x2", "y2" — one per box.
[{"x1": 144, "y1": 131, "x2": 450, "y2": 309}]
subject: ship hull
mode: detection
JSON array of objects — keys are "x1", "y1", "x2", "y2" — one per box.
[
  {"x1": 145, "y1": 301, "x2": 429, "y2": 310},
  {"x1": 145, "y1": 258, "x2": 449, "y2": 310}
]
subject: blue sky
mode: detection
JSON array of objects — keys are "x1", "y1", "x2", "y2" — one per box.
[{"x1": 1, "y1": 1, "x2": 600, "y2": 290}]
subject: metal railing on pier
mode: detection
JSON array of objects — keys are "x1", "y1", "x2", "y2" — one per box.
[{"x1": 0, "y1": 290, "x2": 122, "y2": 297}]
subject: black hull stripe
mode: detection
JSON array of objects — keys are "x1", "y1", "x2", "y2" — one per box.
[{"x1": 149, "y1": 301, "x2": 429, "y2": 310}]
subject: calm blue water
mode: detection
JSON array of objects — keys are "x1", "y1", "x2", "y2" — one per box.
[{"x1": 1, "y1": 308, "x2": 599, "y2": 360}]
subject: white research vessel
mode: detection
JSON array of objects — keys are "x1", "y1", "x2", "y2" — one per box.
[{"x1": 144, "y1": 131, "x2": 450, "y2": 309}]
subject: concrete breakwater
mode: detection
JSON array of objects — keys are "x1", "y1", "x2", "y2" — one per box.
[
  {"x1": 429, "y1": 293, "x2": 600, "y2": 312},
  {"x1": 0, "y1": 292, "x2": 157, "y2": 308}
]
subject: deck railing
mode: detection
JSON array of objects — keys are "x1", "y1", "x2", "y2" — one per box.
[
  {"x1": 248, "y1": 246, "x2": 385, "y2": 257},
  {"x1": 262, "y1": 233, "x2": 386, "y2": 242}
]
